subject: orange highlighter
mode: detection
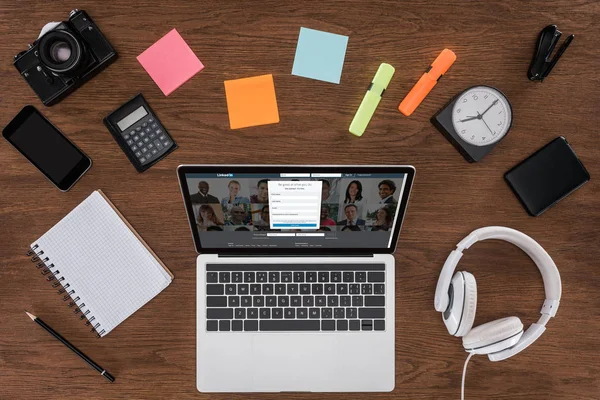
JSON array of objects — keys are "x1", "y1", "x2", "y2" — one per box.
[{"x1": 398, "y1": 49, "x2": 456, "y2": 116}]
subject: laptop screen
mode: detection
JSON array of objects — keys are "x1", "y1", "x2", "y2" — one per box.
[{"x1": 178, "y1": 166, "x2": 415, "y2": 254}]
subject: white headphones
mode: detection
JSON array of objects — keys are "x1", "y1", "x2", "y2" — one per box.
[{"x1": 434, "y1": 226, "x2": 562, "y2": 361}]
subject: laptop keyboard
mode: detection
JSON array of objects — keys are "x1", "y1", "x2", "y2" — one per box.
[{"x1": 205, "y1": 264, "x2": 386, "y2": 332}]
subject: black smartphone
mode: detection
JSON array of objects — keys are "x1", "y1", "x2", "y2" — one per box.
[
  {"x1": 505, "y1": 137, "x2": 590, "y2": 216},
  {"x1": 2, "y1": 105, "x2": 92, "y2": 191}
]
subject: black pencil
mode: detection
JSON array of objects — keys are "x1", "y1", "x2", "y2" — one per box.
[{"x1": 25, "y1": 311, "x2": 115, "y2": 382}]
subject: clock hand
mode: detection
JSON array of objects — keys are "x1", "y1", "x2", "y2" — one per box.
[
  {"x1": 459, "y1": 116, "x2": 479, "y2": 122},
  {"x1": 480, "y1": 99, "x2": 499, "y2": 117},
  {"x1": 478, "y1": 112, "x2": 494, "y2": 135}
]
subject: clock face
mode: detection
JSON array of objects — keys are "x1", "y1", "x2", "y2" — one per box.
[{"x1": 451, "y1": 86, "x2": 512, "y2": 147}]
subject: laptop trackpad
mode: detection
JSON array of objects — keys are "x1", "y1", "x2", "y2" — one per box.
[{"x1": 197, "y1": 332, "x2": 394, "y2": 392}]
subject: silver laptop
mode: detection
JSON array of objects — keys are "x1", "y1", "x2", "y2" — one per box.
[{"x1": 177, "y1": 165, "x2": 415, "y2": 393}]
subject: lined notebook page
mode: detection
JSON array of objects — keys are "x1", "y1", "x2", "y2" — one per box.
[{"x1": 31, "y1": 191, "x2": 172, "y2": 337}]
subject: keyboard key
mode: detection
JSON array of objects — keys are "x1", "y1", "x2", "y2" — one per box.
[
  {"x1": 340, "y1": 296, "x2": 351, "y2": 306},
  {"x1": 232, "y1": 320, "x2": 243, "y2": 331},
  {"x1": 343, "y1": 272, "x2": 354, "y2": 282},
  {"x1": 300, "y1": 284, "x2": 310, "y2": 294},
  {"x1": 284, "y1": 308, "x2": 295, "y2": 319},
  {"x1": 127, "y1": 139, "x2": 134, "y2": 146},
  {"x1": 275, "y1": 284, "x2": 286, "y2": 295},
  {"x1": 291, "y1": 296, "x2": 301, "y2": 307},
  {"x1": 235, "y1": 308, "x2": 245, "y2": 319},
  {"x1": 143, "y1": 137, "x2": 150, "y2": 143},
  {"x1": 334, "y1": 308, "x2": 345, "y2": 319},
  {"x1": 141, "y1": 147, "x2": 148, "y2": 153},
  {"x1": 278, "y1": 296, "x2": 289, "y2": 307},
  {"x1": 287, "y1": 284, "x2": 298, "y2": 294},
  {"x1": 256, "y1": 272, "x2": 267, "y2": 282},
  {"x1": 328, "y1": 296, "x2": 339, "y2": 306},
  {"x1": 225, "y1": 284, "x2": 236, "y2": 295},
  {"x1": 306, "y1": 272, "x2": 317, "y2": 282},
  {"x1": 207, "y1": 308, "x2": 232, "y2": 319},
  {"x1": 207, "y1": 320, "x2": 218, "y2": 331},
  {"x1": 331, "y1": 272, "x2": 341, "y2": 282},
  {"x1": 228, "y1": 296, "x2": 239, "y2": 307},
  {"x1": 362, "y1": 320, "x2": 373, "y2": 331},
  {"x1": 316, "y1": 296, "x2": 326, "y2": 306},
  {"x1": 352, "y1": 296, "x2": 363, "y2": 306},
  {"x1": 309, "y1": 308, "x2": 320, "y2": 319},
  {"x1": 365, "y1": 296, "x2": 385, "y2": 307},
  {"x1": 321, "y1": 308, "x2": 332, "y2": 319},
  {"x1": 135, "y1": 151, "x2": 142, "y2": 157},
  {"x1": 219, "y1": 320, "x2": 230, "y2": 331},
  {"x1": 297, "y1": 308, "x2": 308, "y2": 318},
  {"x1": 207, "y1": 284, "x2": 224, "y2": 295},
  {"x1": 244, "y1": 272, "x2": 255, "y2": 282},
  {"x1": 250, "y1": 284, "x2": 261, "y2": 295},
  {"x1": 281, "y1": 272, "x2": 292, "y2": 282},
  {"x1": 356, "y1": 272, "x2": 366, "y2": 282},
  {"x1": 349, "y1": 284, "x2": 360, "y2": 294},
  {"x1": 206, "y1": 272, "x2": 218, "y2": 283},
  {"x1": 151, "y1": 148, "x2": 158, "y2": 155},
  {"x1": 318, "y1": 272, "x2": 329, "y2": 282},
  {"x1": 337, "y1": 320, "x2": 348, "y2": 330},
  {"x1": 244, "y1": 320, "x2": 258, "y2": 331},
  {"x1": 272, "y1": 308, "x2": 283, "y2": 319},
  {"x1": 241, "y1": 296, "x2": 252, "y2": 307},
  {"x1": 347, "y1": 308, "x2": 358, "y2": 319},
  {"x1": 253, "y1": 296, "x2": 264, "y2": 307},
  {"x1": 266, "y1": 296, "x2": 276, "y2": 306},
  {"x1": 312, "y1": 284, "x2": 323, "y2": 294},
  {"x1": 361, "y1": 284, "x2": 372, "y2": 294},
  {"x1": 139, "y1": 157, "x2": 147, "y2": 163},
  {"x1": 238, "y1": 284, "x2": 249, "y2": 295},
  {"x1": 368, "y1": 272, "x2": 385, "y2": 282},
  {"x1": 207, "y1": 296, "x2": 227, "y2": 307},
  {"x1": 337, "y1": 284, "x2": 348, "y2": 294},
  {"x1": 294, "y1": 272, "x2": 304, "y2": 282},
  {"x1": 349, "y1": 320, "x2": 360, "y2": 331},
  {"x1": 263, "y1": 284, "x2": 274, "y2": 295},
  {"x1": 374, "y1": 284, "x2": 385, "y2": 294},
  {"x1": 260, "y1": 320, "x2": 320, "y2": 331},
  {"x1": 325, "y1": 284, "x2": 335, "y2": 294},
  {"x1": 269, "y1": 272, "x2": 279, "y2": 282},
  {"x1": 232, "y1": 272, "x2": 243, "y2": 283},
  {"x1": 260, "y1": 308, "x2": 271, "y2": 319},
  {"x1": 359, "y1": 308, "x2": 385, "y2": 319},
  {"x1": 374, "y1": 320, "x2": 385, "y2": 331},
  {"x1": 247, "y1": 308, "x2": 258, "y2": 319},
  {"x1": 303, "y1": 296, "x2": 314, "y2": 307},
  {"x1": 322, "y1": 320, "x2": 335, "y2": 331}
]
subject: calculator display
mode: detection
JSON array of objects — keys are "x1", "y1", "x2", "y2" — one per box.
[{"x1": 117, "y1": 106, "x2": 148, "y2": 131}]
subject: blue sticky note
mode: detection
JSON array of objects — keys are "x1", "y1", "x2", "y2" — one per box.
[{"x1": 292, "y1": 27, "x2": 349, "y2": 84}]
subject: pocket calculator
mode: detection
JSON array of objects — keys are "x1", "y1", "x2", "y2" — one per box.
[{"x1": 104, "y1": 94, "x2": 177, "y2": 172}]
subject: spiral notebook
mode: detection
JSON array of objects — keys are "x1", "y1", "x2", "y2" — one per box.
[{"x1": 28, "y1": 190, "x2": 173, "y2": 337}]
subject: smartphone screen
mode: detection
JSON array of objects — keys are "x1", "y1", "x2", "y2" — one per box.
[{"x1": 3, "y1": 106, "x2": 91, "y2": 191}]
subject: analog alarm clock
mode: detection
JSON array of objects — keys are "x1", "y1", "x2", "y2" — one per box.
[{"x1": 432, "y1": 86, "x2": 513, "y2": 162}]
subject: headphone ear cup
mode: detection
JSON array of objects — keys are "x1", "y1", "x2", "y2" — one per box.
[
  {"x1": 462, "y1": 316, "x2": 524, "y2": 355},
  {"x1": 454, "y1": 272, "x2": 477, "y2": 337},
  {"x1": 442, "y1": 271, "x2": 477, "y2": 337}
]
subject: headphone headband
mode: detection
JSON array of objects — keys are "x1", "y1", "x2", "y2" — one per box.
[{"x1": 434, "y1": 226, "x2": 561, "y2": 316}]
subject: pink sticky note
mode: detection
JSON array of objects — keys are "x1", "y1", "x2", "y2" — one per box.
[{"x1": 137, "y1": 29, "x2": 204, "y2": 96}]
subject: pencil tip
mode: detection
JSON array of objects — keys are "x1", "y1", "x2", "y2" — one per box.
[{"x1": 25, "y1": 311, "x2": 36, "y2": 320}]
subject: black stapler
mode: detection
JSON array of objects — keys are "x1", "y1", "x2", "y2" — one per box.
[{"x1": 528, "y1": 25, "x2": 574, "y2": 81}]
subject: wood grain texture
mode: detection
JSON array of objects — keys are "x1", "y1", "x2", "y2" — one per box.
[{"x1": 1, "y1": 1, "x2": 599, "y2": 399}]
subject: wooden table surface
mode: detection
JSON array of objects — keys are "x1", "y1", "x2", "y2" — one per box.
[{"x1": 1, "y1": 1, "x2": 599, "y2": 399}]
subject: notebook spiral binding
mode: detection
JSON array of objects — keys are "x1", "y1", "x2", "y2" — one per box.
[{"x1": 27, "y1": 244, "x2": 106, "y2": 338}]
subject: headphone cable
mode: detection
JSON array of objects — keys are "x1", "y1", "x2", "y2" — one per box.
[{"x1": 461, "y1": 352, "x2": 474, "y2": 400}]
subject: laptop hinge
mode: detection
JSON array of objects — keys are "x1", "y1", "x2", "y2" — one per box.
[{"x1": 218, "y1": 253, "x2": 377, "y2": 258}]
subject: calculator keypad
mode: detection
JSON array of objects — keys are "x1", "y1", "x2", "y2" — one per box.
[{"x1": 120, "y1": 115, "x2": 173, "y2": 166}]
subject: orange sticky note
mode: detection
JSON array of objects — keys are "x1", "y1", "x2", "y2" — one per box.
[{"x1": 224, "y1": 74, "x2": 280, "y2": 129}]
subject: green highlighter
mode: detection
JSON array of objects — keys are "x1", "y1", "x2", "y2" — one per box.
[{"x1": 349, "y1": 63, "x2": 395, "y2": 137}]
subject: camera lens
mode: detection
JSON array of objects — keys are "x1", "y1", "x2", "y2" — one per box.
[
  {"x1": 49, "y1": 41, "x2": 72, "y2": 63},
  {"x1": 38, "y1": 30, "x2": 82, "y2": 74}
]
